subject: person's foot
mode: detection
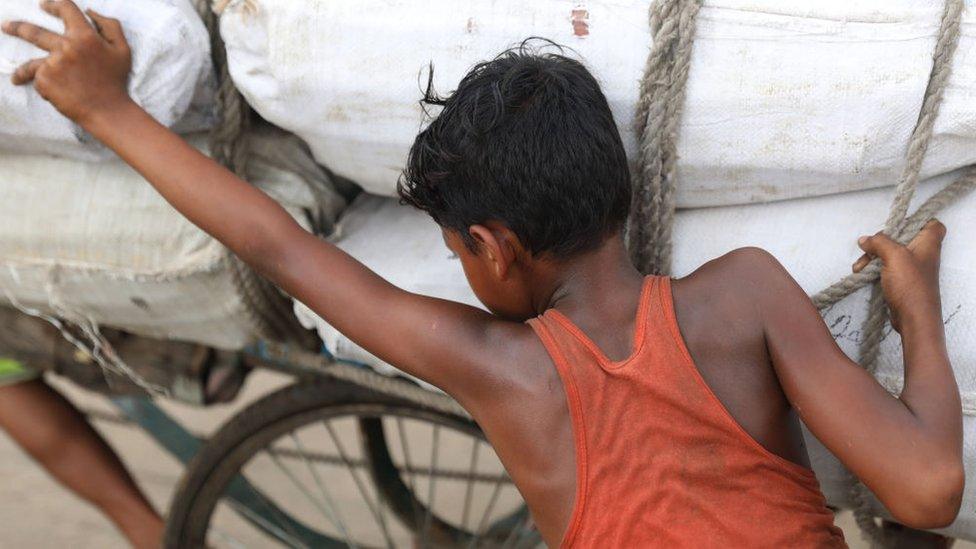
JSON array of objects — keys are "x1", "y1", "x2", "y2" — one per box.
[{"x1": 876, "y1": 520, "x2": 955, "y2": 549}]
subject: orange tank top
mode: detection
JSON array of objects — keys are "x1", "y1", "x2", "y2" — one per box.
[{"x1": 527, "y1": 276, "x2": 846, "y2": 548}]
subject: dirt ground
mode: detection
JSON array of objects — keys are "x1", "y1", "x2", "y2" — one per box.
[{"x1": 0, "y1": 369, "x2": 968, "y2": 548}]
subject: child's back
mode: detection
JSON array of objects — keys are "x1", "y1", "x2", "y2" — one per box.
[
  {"x1": 449, "y1": 235, "x2": 853, "y2": 545},
  {"x1": 4, "y1": 11, "x2": 963, "y2": 546},
  {"x1": 524, "y1": 274, "x2": 843, "y2": 546}
]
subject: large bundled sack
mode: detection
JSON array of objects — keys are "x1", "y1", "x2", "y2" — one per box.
[
  {"x1": 294, "y1": 170, "x2": 976, "y2": 539},
  {"x1": 220, "y1": 0, "x2": 976, "y2": 207},
  {"x1": 0, "y1": 129, "x2": 346, "y2": 350},
  {"x1": 0, "y1": 0, "x2": 215, "y2": 160}
]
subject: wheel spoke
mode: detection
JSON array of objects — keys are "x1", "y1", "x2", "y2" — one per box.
[
  {"x1": 323, "y1": 420, "x2": 396, "y2": 548},
  {"x1": 210, "y1": 524, "x2": 250, "y2": 549},
  {"x1": 500, "y1": 512, "x2": 533, "y2": 549},
  {"x1": 234, "y1": 478, "x2": 308, "y2": 548},
  {"x1": 394, "y1": 417, "x2": 423, "y2": 531},
  {"x1": 421, "y1": 424, "x2": 440, "y2": 547},
  {"x1": 460, "y1": 437, "x2": 481, "y2": 532},
  {"x1": 289, "y1": 432, "x2": 356, "y2": 547},
  {"x1": 470, "y1": 476, "x2": 506, "y2": 548},
  {"x1": 265, "y1": 445, "x2": 348, "y2": 543}
]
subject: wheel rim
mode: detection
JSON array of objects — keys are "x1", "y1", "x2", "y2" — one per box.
[
  {"x1": 175, "y1": 402, "x2": 539, "y2": 548},
  {"x1": 360, "y1": 417, "x2": 534, "y2": 547}
]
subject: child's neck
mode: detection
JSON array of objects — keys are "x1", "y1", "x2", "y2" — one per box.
[{"x1": 533, "y1": 234, "x2": 645, "y2": 317}]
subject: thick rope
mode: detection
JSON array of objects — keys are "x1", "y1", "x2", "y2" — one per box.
[
  {"x1": 628, "y1": 0, "x2": 702, "y2": 275},
  {"x1": 847, "y1": 1, "x2": 966, "y2": 541},
  {"x1": 632, "y1": 0, "x2": 971, "y2": 543},
  {"x1": 196, "y1": 1, "x2": 316, "y2": 346},
  {"x1": 853, "y1": 0, "x2": 964, "y2": 371},
  {"x1": 809, "y1": 168, "x2": 976, "y2": 310}
]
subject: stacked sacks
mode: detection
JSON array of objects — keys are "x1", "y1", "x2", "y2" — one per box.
[
  {"x1": 0, "y1": 0, "x2": 348, "y2": 352},
  {"x1": 0, "y1": 0, "x2": 215, "y2": 159},
  {"x1": 219, "y1": 0, "x2": 976, "y2": 206},
  {"x1": 0, "y1": 128, "x2": 346, "y2": 350},
  {"x1": 293, "y1": 195, "x2": 480, "y2": 391}
]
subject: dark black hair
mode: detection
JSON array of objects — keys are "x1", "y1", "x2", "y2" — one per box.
[{"x1": 398, "y1": 39, "x2": 631, "y2": 259}]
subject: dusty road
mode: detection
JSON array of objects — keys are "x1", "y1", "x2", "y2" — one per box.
[{"x1": 0, "y1": 370, "x2": 967, "y2": 548}]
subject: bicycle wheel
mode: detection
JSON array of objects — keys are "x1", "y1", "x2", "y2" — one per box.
[{"x1": 164, "y1": 377, "x2": 540, "y2": 548}]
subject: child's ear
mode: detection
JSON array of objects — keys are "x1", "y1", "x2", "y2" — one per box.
[{"x1": 469, "y1": 223, "x2": 518, "y2": 280}]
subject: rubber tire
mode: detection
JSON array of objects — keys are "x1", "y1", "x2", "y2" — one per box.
[{"x1": 163, "y1": 377, "x2": 482, "y2": 548}]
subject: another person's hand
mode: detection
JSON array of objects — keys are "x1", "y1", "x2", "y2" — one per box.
[
  {"x1": 852, "y1": 219, "x2": 946, "y2": 333},
  {"x1": 2, "y1": 0, "x2": 132, "y2": 126}
]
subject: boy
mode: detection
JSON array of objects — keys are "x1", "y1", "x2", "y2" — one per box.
[{"x1": 3, "y1": 2, "x2": 963, "y2": 546}]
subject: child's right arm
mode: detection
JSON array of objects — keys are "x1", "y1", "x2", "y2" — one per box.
[
  {"x1": 1, "y1": 2, "x2": 516, "y2": 407},
  {"x1": 749, "y1": 222, "x2": 964, "y2": 528}
]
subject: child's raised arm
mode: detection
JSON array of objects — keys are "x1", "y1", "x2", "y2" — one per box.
[
  {"x1": 751, "y1": 222, "x2": 964, "y2": 528},
  {"x1": 1, "y1": 1, "x2": 506, "y2": 405}
]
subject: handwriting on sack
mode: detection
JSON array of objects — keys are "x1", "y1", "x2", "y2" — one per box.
[{"x1": 826, "y1": 303, "x2": 962, "y2": 346}]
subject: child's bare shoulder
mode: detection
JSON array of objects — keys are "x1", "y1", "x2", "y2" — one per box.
[
  {"x1": 673, "y1": 245, "x2": 813, "y2": 363},
  {"x1": 672, "y1": 247, "x2": 778, "y2": 344},
  {"x1": 688, "y1": 246, "x2": 790, "y2": 285},
  {"x1": 673, "y1": 246, "x2": 791, "y2": 316}
]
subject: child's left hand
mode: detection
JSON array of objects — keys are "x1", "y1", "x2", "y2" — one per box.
[
  {"x1": 851, "y1": 219, "x2": 945, "y2": 334},
  {"x1": 2, "y1": 0, "x2": 132, "y2": 126}
]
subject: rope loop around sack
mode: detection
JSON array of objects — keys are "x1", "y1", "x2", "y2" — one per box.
[
  {"x1": 631, "y1": 0, "x2": 972, "y2": 543},
  {"x1": 195, "y1": 0, "x2": 316, "y2": 346},
  {"x1": 628, "y1": 0, "x2": 702, "y2": 275}
]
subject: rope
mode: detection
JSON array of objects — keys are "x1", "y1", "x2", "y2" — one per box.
[
  {"x1": 195, "y1": 0, "x2": 315, "y2": 346},
  {"x1": 631, "y1": 0, "x2": 972, "y2": 543},
  {"x1": 809, "y1": 169, "x2": 976, "y2": 310},
  {"x1": 848, "y1": 1, "x2": 967, "y2": 541},
  {"x1": 628, "y1": 0, "x2": 702, "y2": 275}
]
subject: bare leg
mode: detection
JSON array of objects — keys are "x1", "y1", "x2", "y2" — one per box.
[{"x1": 0, "y1": 378, "x2": 164, "y2": 548}]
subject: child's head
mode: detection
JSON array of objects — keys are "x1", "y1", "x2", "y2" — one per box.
[{"x1": 399, "y1": 41, "x2": 631, "y2": 318}]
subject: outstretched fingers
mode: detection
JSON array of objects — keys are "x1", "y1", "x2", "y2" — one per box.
[
  {"x1": 1, "y1": 20, "x2": 63, "y2": 51},
  {"x1": 39, "y1": 0, "x2": 90, "y2": 34}
]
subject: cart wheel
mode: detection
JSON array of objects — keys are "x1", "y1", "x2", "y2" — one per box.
[{"x1": 164, "y1": 378, "x2": 540, "y2": 548}]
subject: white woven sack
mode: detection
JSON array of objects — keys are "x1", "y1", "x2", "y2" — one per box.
[
  {"x1": 292, "y1": 194, "x2": 476, "y2": 392},
  {"x1": 0, "y1": 0, "x2": 215, "y2": 160},
  {"x1": 295, "y1": 172, "x2": 975, "y2": 538},
  {"x1": 221, "y1": 0, "x2": 976, "y2": 207},
  {"x1": 0, "y1": 130, "x2": 344, "y2": 350}
]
